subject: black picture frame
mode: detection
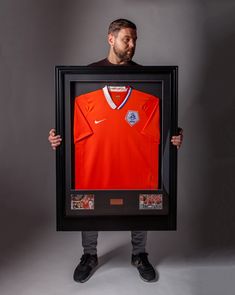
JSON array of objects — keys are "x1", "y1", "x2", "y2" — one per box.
[{"x1": 55, "y1": 66, "x2": 178, "y2": 231}]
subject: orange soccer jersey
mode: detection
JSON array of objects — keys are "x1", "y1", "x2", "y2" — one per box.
[{"x1": 73, "y1": 86, "x2": 160, "y2": 190}]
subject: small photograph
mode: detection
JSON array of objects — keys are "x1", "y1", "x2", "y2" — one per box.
[
  {"x1": 139, "y1": 194, "x2": 163, "y2": 210},
  {"x1": 71, "y1": 194, "x2": 95, "y2": 210}
]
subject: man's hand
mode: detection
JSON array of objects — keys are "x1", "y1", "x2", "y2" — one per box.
[
  {"x1": 171, "y1": 128, "x2": 183, "y2": 149},
  {"x1": 48, "y1": 128, "x2": 62, "y2": 150}
]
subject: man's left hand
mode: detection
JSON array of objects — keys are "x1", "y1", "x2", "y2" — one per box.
[{"x1": 171, "y1": 128, "x2": 183, "y2": 149}]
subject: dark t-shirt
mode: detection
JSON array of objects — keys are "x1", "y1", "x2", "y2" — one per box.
[{"x1": 88, "y1": 58, "x2": 140, "y2": 66}]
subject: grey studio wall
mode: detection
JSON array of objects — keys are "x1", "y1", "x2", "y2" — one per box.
[{"x1": 0, "y1": 0, "x2": 235, "y2": 284}]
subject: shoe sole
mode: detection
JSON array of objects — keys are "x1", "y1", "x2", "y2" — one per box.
[{"x1": 131, "y1": 262, "x2": 157, "y2": 283}]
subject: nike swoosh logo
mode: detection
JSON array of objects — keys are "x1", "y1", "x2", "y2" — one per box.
[{"x1": 94, "y1": 119, "x2": 107, "y2": 124}]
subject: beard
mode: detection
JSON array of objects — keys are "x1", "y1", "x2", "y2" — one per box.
[{"x1": 113, "y1": 45, "x2": 135, "y2": 62}]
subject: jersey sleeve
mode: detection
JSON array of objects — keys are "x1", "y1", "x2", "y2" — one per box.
[
  {"x1": 141, "y1": 97, "x2": 160, "y2": 143},
  {"x1": 74, "y1": 96, "x2": 93, "y2": 143}
]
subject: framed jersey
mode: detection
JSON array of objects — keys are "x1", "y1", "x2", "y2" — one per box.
[{"x1": 55, "y1": 66, "x2": 178, "y2": 231}]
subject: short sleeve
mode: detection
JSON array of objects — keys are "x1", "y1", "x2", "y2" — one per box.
[{"x1": 74, "y1": 96, "x2": 93, "y2": 143}]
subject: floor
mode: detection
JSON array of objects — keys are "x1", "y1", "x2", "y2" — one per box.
[{"x1": 0, "y1": 226, "x2": 234, "y2": 295}]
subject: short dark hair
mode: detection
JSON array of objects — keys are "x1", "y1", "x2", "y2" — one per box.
[{"x1": 108, "y1": 19, "x2": 137, "y2": 35}]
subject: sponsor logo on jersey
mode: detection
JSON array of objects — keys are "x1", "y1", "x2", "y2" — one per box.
[
  {"x1": 125, "y1": 111, "x2": 139, "y2": 126},
  {"x1": 94, "y1": 119, "x2": 107, "y2": 124}
]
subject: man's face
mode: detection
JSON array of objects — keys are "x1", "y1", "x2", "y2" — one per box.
[{"x1": 109, "y1": 28, "x2": 137, "y2": 62}]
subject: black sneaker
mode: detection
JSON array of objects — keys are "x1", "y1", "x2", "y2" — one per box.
[
  {"x1": 73, "y1": 253, "x2": 98, "y2": 283},
  {"x1": 131, "y1": 252, "x2": 157, "y2": 282}
]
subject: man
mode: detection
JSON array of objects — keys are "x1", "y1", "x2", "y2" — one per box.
[{"x1": 48, "y1": 19, "x2": 183, "y2": 283}]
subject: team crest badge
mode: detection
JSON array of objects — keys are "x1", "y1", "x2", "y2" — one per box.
[{"x1": 125, "y1": 111, "x2": 139, "y2": 126}]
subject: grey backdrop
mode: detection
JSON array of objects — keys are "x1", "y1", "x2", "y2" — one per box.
[{"x1": 0, "y1": 0, "x2": 235, "y2": 294}]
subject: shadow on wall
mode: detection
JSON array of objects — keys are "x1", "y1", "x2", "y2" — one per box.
[
  {"x1": 149, "y1": 7, "x2": 235, "y2": 264},
  {"x1": 196, "y1": 25, "x2": 235, "y2": 251}
]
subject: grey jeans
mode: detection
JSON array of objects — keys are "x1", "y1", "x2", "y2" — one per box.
[{"x1": 82, "y1": 231, "x2": 147, "y2": 255}]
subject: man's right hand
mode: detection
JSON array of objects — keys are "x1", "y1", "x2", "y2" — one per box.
[{"x1": 48, "y1": 128, "x2": 62, "y2": 150}]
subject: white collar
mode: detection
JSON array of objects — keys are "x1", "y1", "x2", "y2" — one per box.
[{"x1": 102, "y1": 85, "x2": 132, "y2": 109}]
